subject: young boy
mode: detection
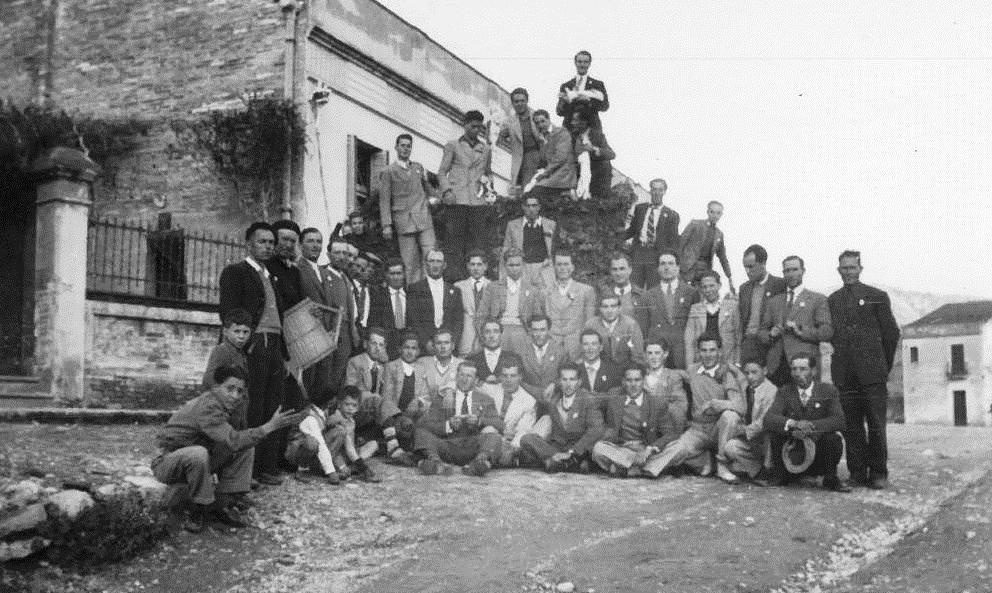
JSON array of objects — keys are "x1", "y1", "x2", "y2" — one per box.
[
  {"x1": 326, "y1": 386, "x2": 381, "y2": 482},
  {"x1": 203, "y1": 309, "x2": 252, "y2": 389}
]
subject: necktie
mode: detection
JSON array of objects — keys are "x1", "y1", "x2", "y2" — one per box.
[
  {"x1": 474, "y1": 279, "x2": 483, "y2": 309},
  {"x1": 646, "y1": 207, "x2": 657, "y2": 246},
  {"x1": 626, "y1": 397, "x2": 638, "y2": 407},
  {"x1": 745, "y1": 386, "x2": 755, "y2": 425},
  {"x1": 393, "y1": 290, "x2": 404, "y2": 329},
  {"x1": 664, "y1": 283, "x2": 675, "y2": 323},
  {"x1": 800, "y1": 388, "x2": 810, "y2": 406},
  {"x1": 787, "y1": 289, "x2": 795, "y2": 310},
  {"x1": 460, "y1": 393, "x2": 469, "y2": 415},
  {"x1": 370, "y1": 364, "x2": 380, "y2": 394}
]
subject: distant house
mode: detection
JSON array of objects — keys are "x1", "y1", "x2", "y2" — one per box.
[{"x1": 902, "y1": 301, "x2": 992, "y2": 427}]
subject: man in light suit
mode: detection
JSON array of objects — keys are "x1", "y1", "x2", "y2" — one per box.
[
  {"x1": 644, "y1": 249, "x2": 700, "y2": 369},
  {"x1": 584, "y1": 292, "x2": 645, "y2": 366},
  {"x1": 379, "y1": 134, "x2": 437, "y2": 285},
  {"x1": 543, "y1": 250, "x2": 597, "y2": 360},
  {"x1": 599, "y1": 253, "x2": 651, "y2": 337},
  {"x1": 497, "y1": 87, "x2": 543, "y2": 194},
  {"x1": 556, "y1": 50, "x2": 609, "y2": 132},
  {"x1": 758, "y1": 256, "x2": 833, "y2": 387},
  {"x1": 625, "y1": 178, "x2": 681, "y2": 290},
  {"x1": 299, "y1": 231, "x2": 358, "y2": 394},
  {"x1": 643, "y1": 339, "x2": 689, "y2": 435},
  {"x1": 380, "y1": 331, "x2": 431, "y2": 460},
  {"x1": 828, "y1": 250, "x2": 900, "y2": 490},
  {"x1": 342, "y1": 326, "x2": 406, "y2": 459},
  {"x1": 486, "y1": 361, "x2": 541, "y2": 467},
  {"x1": 416, "y1": 327, "x2": 464, "y2": 398},
  {"x1": 406, "y1": 249, "x2": 464, "y2": 355},
  {"x1": 453, "y1": 249, "x2": 491, "y2": 356},
  {"x1": 526, "y1": 109, "x2": 578, "y2": 204},
  {"x1": 684, "y1": 270, "x2": 741, "y2": 367},
  {"x1": 738, "y1": 244, "x2": 787, "y2": 365},
  {"x1": 722, "y1": 358, "x2": 778, "y2": 484},
  {"x1": 764, "y1": 353, "x2": 850, "y2": 492},
  {"x1": 519, "y1": 314, "x2": 566, "y2": 400},
  {"x1": 476, "y1": 248, "x2": 544, "y2": 356},
  {"x1": 437, "y1": 110, "x2": 493, "y2": 279},
  {"x1": 502, "y1": 195, "x2": 556, "y2": 289},
  {"x1": 678, "y1": 201, "x2": 733, "y2": 291},
  {"x1": 519, "y1": 363, "x2": 605, "y2": 473}
]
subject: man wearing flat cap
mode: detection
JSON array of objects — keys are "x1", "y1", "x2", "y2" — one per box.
[{"x1": 763, "y1": 352, "x2": 850, "y2": 492}]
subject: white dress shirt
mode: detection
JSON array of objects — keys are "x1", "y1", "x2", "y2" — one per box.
[{"x1": 427, "y1": 276, "x2": 445, "y2": 327}]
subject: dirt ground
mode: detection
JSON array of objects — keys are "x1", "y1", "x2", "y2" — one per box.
[{"x1": 1, "y1": 423, "x2": 990, "y2": 593}]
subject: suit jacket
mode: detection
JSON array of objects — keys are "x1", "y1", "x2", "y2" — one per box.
[
  {"x1": 418, "y1": 388, "x2": 504, "y2": 438},
  {"x1": 603, "y1": 390, "x2": 678, "y2": 448},
  {"x1": 644, "y1": 282, "x2": 700, "y2": 369},
  {"x1": 381, "y1": 359, "x2": 431, "y2": 418},
  {"x1": 379, "y1": 160, "x2": 434, "y2": 234},
  {"x1": 503, "y1": 217, "x2": 556, "y2": 260},
  {"x1": 626, "y1": 203, "x2": 680, "y2": 251},
  {"x1": 415, "y1": 355, "x2": 464, "y2": 397},
  {"x1": 406, "y1": 278, "x2": 464, "y2": 348},
  {"x1": 741, "y1": 379, "x2": 779, "y2": 439},
  {"x1": 764, "y1": 382, "x2": 846, "y2": 439},
  {"x1": 544, "y1": 280, "x2": 597, "y2": 340},
  {"x1": 577, "y1": 358, "x2": 623, "y2": 394},
  {"x1": 467, "y1": 349, "x2": 523, "y2": 383},
  {"x1": 454, "y1": 276, "x2": 491, "y2": 355},
  {"x1": 738, "y1": 274, "x2": 788, "y2": 334},
  {"x1": 827, "y1": 282, "x2": 901, "y2": 387},
  {"x1": 519, "y1": 341, "x2": 566, "y2": 399},
  {"x1": 574, "y1": 127, "x2": 616, "y2": 163},
  {"x1": 684, "y1": 301, "x2": 742, "y2": 367},
  {"x1": 299, "y1": 261, "x2": 358, "y2": 345},
  {"x1": 556, "y1": 76, "x2": 610, "y2": 130},
  {"x1": 345, "y1": 352, "x2": 384, "y2": 396},
  {"x1": 599, "y1": 282, "x2": 651, "y2": 338},
  {"x1": 265, "y1": 258, "x2": 303, "y2": 314},
  {"x1": 498, "y1": 107, "x2": 542, "y2": 185},
  {"x1": 678, "y1": 219, "x2": 732, "y2": 279},
  {"x1": 644, "y1": 367, "x2": 689, "y2": 433},
  {"x1": 475, "y1": 278, "x2": 544, "y2": 337},
  {"x1": 583, "y1": 315, "x2": 645, "y2": 366},
  {"x1": 543, "y1": 388, "x2": 604, "y2": 455},
  {"x1": 437, "y1": 136, "x2": 492, "y2": 207},
  {"x1": 534, "y1": 126, "x2": 577, "y2": 189},
  {"x1": 368, "y1": 284, "x2": 409, "y2": 357},
  {"x1": 219, "y1": 260, "x2": 280, "y2": 331},
  {"x1": 758, "y1": 288, "x2": 833, "y2": 378}
]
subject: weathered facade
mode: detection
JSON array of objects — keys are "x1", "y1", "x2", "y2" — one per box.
[{"x1": 902, "y1": 301, "x2": 992, "y2": 427}]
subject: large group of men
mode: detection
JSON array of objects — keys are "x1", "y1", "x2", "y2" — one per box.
[{"x1": 150, "y1": 51, "x2": 901, "y2": 533}]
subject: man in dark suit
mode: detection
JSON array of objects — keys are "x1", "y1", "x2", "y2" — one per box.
[
  {"x1": 625, "y1": 178, "x2": 681, "y2": 290},
  {"x1": 218, "y1": 222, "x2": 286, "y2": 486},
  {"x1": 678, "y1": 201, "x2": 734, "y2": 291},
  {"x1": 267, "y1": 220, "x2": 304, "y2": 315},
  {"x1": 317, "y1": 238, "x2": 360, "y2": 389},
  {"x1": 644, "y1": 249, "x2": 700, "y2": 369},
  {"x1": 556, "y1": 50, "x2": 609, "y2": 131},
  {"x1": 599, "y1": 253, "x2": 651, "y2": 338},
  {"x1": 576, "y1": 329, "x2": 623, "y2": 414},
  {"x1": 519, "y1": 363, "x2": 605, "y2": 472},
  {"x1": 467, "y1": 320, "x2": 524, "y2": 387},
  {"x1": 368, "y1": 258, "x2": 409, "y2": 359},
  {"x1": 828, "y1": 250, "x2": 900, "y2": 490},
  {"x1": 406, "y1": 248, "x2": 464, "y2": 354},
  {"x1": 763, "y1": 353, "x2": 850, "y2": 492},
  {"x1": 738, "y1": 244, "x2": 787, "y2": 365},
  {"x1": 413, "y1": 361, "x2": 504, "y2": 477},
  {"x1": 571, "y1": 109, "x2": 615, "y2": 200}
]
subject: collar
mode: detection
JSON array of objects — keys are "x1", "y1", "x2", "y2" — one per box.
[
  {"x1": 758, "y1": 273, "x2": 769, "y2": 286},
  {"x1": 798, "y1": 382, "x2": 814, "y2": 396},
  {"x1": 534, "y1": 342, "x2": 548, "y2": 356},
  {"x1": 506, "y1": 277, "x2": 521, "y2": 292},
  {"x1": 326, "y1": 264, "x2": 345, "y2": 279},
  {"x1": 697, "y1": 364, "x2": 719, "y2": 378},
  {"x1": 245, "y1": 256, "x2": 268, "y2": 277},
  {"x1": 661, "y1": 278, "x2": 680, "y2": 291},
  {"x1": 390, "y1": 286, "x2": 405, "y2": 296},
  {"x1": 459, "y1": 134, "x2": 480, "y2": 148},
  {"x1": 485, "y1": 347, "x2": 502, "y2": 358},
  {"x1": 427, "y1": 276, "x2": 445, "y2": 288},
  {"x1": 456, "y1": 389, "x2": 473, "y2": 401},
  {"x1": 525, "y1": 216, "x2": 543, "y2": 227},
  {"x1": 787, "y1": 284, "x2": 805, "y2": 298},
  {"x1": 603, "y1": 318, "x2": 619, "y2": 332},
  {"x1": 704, "y1": 300, "x2": 721, "y2": 314},
  {"x1": 401, "y1": 360, "x2": 415, "y2": 376},
  {"x1": 584, "y1": 359, "x2": 601, "y2": 371},
  {"x1": 397, "y1": 159, "x2": 410, "y2": 169},
  {"x1": 625, "y1": 392, "x2": 644, "y2": 407},
  {"x1": 433, "y1": 356, "x2": 453, "y2": 372},
  {"x1": 615, "y1": 283, "x2": 630, "y2": 296}
]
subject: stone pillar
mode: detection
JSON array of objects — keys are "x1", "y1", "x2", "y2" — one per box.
[{"x1": 30, "y1": 148, "x2": 100, "y2": 404}]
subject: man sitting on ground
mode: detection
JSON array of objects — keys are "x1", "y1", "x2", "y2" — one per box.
[
  {"x1": 722, "y1": 359, "x2": 778, "y2": 485},
  {"x1": 413, "y1": 361, "x2": 504, "y2": 477},
  {"x1": 485, "y1": 360, "x2": 541, "y2": 467},
  {"x1": 152, "y1": 366, "x2": 303, "y2": 532}
]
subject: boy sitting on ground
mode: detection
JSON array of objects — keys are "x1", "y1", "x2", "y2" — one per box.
[{"x1": 325, "y1": 386, "x2": 382, "y2": 483}]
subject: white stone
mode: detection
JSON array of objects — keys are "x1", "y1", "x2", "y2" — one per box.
[
  {"x1": 123, "y1": 475, "x2": 168, "y2": 499},
  {"x1": 0, "y1": 503, "x2": 47, "y2": 538},
  {"x1": 6, "y1": 480, "x2": 42, "y2": 507},
  {"x1": 96, "y1": 484, "x2": 119, "y2": 497},
  {"x1": 0, "y1": 537, "x2": 51, "y2": 561},
  {"x1": 557, "y1": 582, "x2": 575, "y2": 593},
  {"x1": 47, "y1": 490, "x2": 95, "y2": 520}
]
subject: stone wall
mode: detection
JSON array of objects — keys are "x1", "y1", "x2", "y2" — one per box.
[{"x1": 85, "y1": 300, "x2": 220, "y2": 409}]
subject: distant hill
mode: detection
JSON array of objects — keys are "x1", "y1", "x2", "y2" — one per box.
[{"x1": 816, "y1": 285, "x2": 976, "y2": 327}]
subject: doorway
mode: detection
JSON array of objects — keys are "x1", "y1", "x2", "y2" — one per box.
[{"x1": 953, "y1": 390, "x2": 967, "y2": 426}]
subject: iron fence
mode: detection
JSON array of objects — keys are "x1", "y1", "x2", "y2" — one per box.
[{"x1": 86, "y1": 216, "x2": 243, "y2": 309}]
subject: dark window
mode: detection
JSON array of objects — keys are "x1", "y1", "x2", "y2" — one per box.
[
  {"x1": 950, "y1": 344, "x2": 966, "y2": 377},
  {"x1": 909, "y1": 346, "x2": 918, "y2": 363}
]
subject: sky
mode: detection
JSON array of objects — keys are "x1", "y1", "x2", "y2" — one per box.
[{"x1": 377, "y1": 0, "x2": 992, "y2": 298}]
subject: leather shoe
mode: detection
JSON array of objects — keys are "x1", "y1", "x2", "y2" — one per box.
[
  {"x1": 869, "y1": 476, "x2": 888, "y2": 490},
  {"x1": 848, "y1": 472, "x2": 870, "y2": 487},
  {"x1": 256, "y1": 472, "x2": 283, "y2": 486},
  {"x1": 182, "y1": 504, "x2": 208, "y2": 533},
  {"x1": 716, "y1": 462, "x2": 741, "y2": 485},
  {"x1": 462, "y1": 458, "x2": 491, "y2": 478},
  {"x1": 418, "y1": 458, "x2": 440, "y2": 476},
  {"x1": 213, "y1": 504, "x2": 251, "y2": 528},
  {"x1": 544, "y1": 458, "x2": 568, "y2": 473},
  {"x1": 823, "y1": 476, "x2": 852, "y2": 493}
]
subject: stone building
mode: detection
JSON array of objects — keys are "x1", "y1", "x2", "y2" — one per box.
[
  {"x1": 902, "y1": 301, "x2": 992, "y2": 427},
  {"x1": 0, "y1": 0, "x2": 647, "y2": 406}
]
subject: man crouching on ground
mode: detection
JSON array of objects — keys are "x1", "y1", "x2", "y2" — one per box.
[{"x1": 152, "y1": 366, "x2": 304, "y2": 532}]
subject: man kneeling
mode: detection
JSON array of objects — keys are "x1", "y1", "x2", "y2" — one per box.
[
  {"x1": 152, "y1": 366, "x2": 304, "y2": 532},
  {"x1": 763, "y1": 353, "x2": 851, "y2": 492},
  {"x1": 413, "y1": 361, "x2": 504, "y2": 477},
  {"x1": 592, "y1": 364, "x2": 681, "y2": 477}
]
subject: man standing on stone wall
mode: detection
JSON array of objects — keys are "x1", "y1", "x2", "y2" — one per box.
[{"x1": 379, "y1": 134, "x2": 437, "y2": 284}]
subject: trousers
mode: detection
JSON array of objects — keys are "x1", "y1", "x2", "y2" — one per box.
[
  {"x1": 152, "y1": 443, "x2": 253, "y2": 505},
  {"x1": 413, "y1": 428, "x2": 503, "y2": 466},
  {"x1": 838, "y1": 383, "x2": 889, "y2": 478},
  {"x1": 246, "y1": 332, "x2": 285, "y2": 477},
  {"x1": 642, "y1": 410, "x2": 740, "y2": 478}
]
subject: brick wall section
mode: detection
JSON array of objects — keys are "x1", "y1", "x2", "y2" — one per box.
[
  {"x1": 85, "y1": 300, "x2": 220, "y2": 408},
  {"x1": 0, "y1": 0, "x2": 289, "y2": 235}
]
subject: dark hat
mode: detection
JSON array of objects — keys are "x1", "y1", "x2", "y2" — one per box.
[{"x1": 782, "y1": 436, "x2": 816, "y2": 474}]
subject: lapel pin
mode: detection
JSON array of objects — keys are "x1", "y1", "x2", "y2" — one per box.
[{"x1": 858, "y1": 299, "x2": 865, "y2": 306}]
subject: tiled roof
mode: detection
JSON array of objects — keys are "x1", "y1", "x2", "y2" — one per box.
[{"x1": 904, "y1": 301, "x2": 992, "y2": 328}]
